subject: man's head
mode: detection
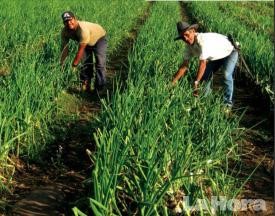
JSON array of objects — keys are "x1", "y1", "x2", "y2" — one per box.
[
  {"x1": 61, "y1": 11, "x2": 78, "y2": 30},
  {"x1": 174, "y1": 21, "x2": 198, "y2": 45}
]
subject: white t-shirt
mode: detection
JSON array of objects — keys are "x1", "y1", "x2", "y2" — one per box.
[{"x1": 184, "y1": 33, "x2": 234, "y2": 61}]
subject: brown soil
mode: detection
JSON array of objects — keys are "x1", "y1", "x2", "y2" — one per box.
[
  {"x1": 0, "y1": 3, "x2": 152, "y2": 216},
  {"x1": 211, "y1": 69, "x2": 274, "y2": 216},
  {"x1": 2, "y1": 93, "x2": 100, "y2": 216},
  {"x1": 233, "y1": 76, "x2": 274, "y2": 216}
]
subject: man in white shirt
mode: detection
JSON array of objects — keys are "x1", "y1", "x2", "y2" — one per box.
[{"x1": 172, "y1": 21, "x2": 238, "y2": 107}]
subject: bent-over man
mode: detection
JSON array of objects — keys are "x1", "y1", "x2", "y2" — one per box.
[
  {"x1": 172, "y1": 21, "x2": 238, "y2": 108},
  {"x1": 60, "y1": 11, "x2": 107, "y2": 92}
]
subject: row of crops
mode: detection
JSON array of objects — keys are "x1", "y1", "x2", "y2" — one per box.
[
  {"x1": 73, "y1": 2, "x2": 241, "y2": 215},
  {"x1": 217, "y1": 3, "x2": 273, "y2": 36},
  {"x1": 1, "y1": 1, "x2": 271, "y2": 215},
  {"x1": 0, "y1": 0, "x2": 148, "y2": 184},
  {"x1": 184, "y1": 2, "x2": 274, "y2": 102}
]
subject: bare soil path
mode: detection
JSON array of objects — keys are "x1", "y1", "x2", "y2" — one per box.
[
  {"x1": 212, "y1": 69, "x2": 274, "y2": 216},
  {"x1": 232, "y1": 75, "x2": 274, "y2": 216}
]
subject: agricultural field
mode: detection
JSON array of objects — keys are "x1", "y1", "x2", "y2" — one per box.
[
  {"x1": 0, "y1": 0, "x2": 147, "y2": 174},
  {"x1": 0, "y1": 1, "x2": 274, "y2": 216}
]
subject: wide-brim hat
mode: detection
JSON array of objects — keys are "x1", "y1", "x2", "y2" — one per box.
[{"x1": 174, "y1": 21, "x2": 198, "y2": 41}]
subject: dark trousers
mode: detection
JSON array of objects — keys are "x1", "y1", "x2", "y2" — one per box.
[{"x1": 80, "y1": 36, "x2": 107, "y2": 89}]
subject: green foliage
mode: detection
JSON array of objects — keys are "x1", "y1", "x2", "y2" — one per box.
[
  {"x1": 0, "y1": 0, "x2": 147, "y2": 163},
  {"x1": 84, "y1": 2, "x2": 240, "y2": 215}
]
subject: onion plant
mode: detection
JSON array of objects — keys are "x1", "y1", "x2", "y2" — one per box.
[
  {"x1": 0, "y1": 0, "x2": 148, "y2": 183},
  {"x1": 76, "y1": 2, "x2": 241, "y2": 215}
]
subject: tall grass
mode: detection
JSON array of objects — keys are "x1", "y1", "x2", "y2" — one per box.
[{"x1": 77, "y1": 2, "x2": 241, "y2": 215}]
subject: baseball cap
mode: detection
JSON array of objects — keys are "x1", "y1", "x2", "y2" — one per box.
[{"x1": 61, "y1": 11, "x2": 75, "y2": 22}]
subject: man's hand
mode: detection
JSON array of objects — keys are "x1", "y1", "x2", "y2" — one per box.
[
  {"x1": 72, "y1": 43, "x2": 87, "y2": 67},
  {"x1": 172, "y1": 60, "x2": 189, "y2": 86},
  {"x1": 72, "y1": 64, "x2": 78, "y2": 73},
  {"x1": 172, "y1": 78, "x2": 177, "y2": 86},
  {"x1": 193, "y1": 80, "x2": 199, "y2": 97}
]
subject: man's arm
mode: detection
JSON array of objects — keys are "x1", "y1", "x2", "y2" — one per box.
[
  {"x1": 172, "y1": 59, "x2": 189, "y2": 85},
  {"x1": 195, "y1": 59, "x2": 207, "y2": 82},
  {"x1": 60, "y1": 31, "x2": 69, "y2": 66},
  {"x1": 72, "y1": 43, "x2": 87, "y2": 67},
  {"x1": 60, "y1": 43, "x2": 69, "y2": 66},
  {"x1": 193, "y1": 59, "x2": 207, "y2": 96}
]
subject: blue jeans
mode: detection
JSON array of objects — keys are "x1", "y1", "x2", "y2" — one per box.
[
  {"x1": 80, "y1": 36, "x2": 107, "y2": 89},
  {"x1": 201, "y1": 50, "x2": 238, "y2": 105}
]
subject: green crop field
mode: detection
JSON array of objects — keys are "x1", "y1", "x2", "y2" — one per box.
[
  {"x1": 0, "y1": 0, "x2": 147, "y2": 167},
  {"x1": 72, "y1": 2, "x2": 242, "y2": 215},
  {"x1": 0, "y1": 1, "x2": 273, "y2": 215}
]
